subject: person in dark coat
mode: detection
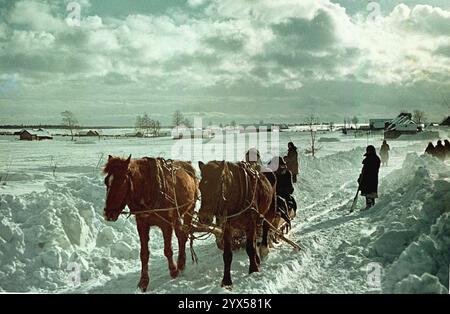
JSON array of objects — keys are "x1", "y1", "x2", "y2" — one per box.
[
  {"x1": 434, "y1": 140, "x2": 446, "y2": 161},
  {"x1": 284, "y1": 142, "x2": 299, "y2": 183},
  {"x1": 379, "y1": 140, "x2": 390, "y2": 167},
  {"x1": 358, "y1": 145, "x2": 381, "y2": 210},
  {"x1": 268, "y1": 157, "x2": 297, "y2": 226},
  {"x1": 444, "y1": 140, "x2": 450, "y2": 160},
  {"x1": 425, "y1": 142, "x2": 435, "y2": 155}
]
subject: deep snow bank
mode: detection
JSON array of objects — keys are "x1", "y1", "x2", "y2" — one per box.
[
  {"x1": 0, "y1": 147, "x2": 448, "y2": 293},
  {"x1": 0, "y1": 175, "x2": 145, "y2": 292},
  {"x1": 356, "y1": 153, "x2": 450, "y2": 293}
]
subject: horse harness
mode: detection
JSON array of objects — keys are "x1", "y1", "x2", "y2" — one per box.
[
  {"x1": 218, "y1": 162, "x2": 262, "y2": 223},
  {"x1": 120, "y1": 158, "x2": 195, "y2": 223}
]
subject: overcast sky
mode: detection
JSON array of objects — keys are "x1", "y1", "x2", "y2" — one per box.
[{"x1": 0, "y1": 0, "x2": 449, "y2": 126}]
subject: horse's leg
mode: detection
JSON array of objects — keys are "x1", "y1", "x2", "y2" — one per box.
[
  {"x1": 137, "y1": 218, "x2": 150, "y2": 292},
  {"x1": 259, "y1": 220, "x2": 270, "y2": 258},
  {"x1": 221, "y1": 225, "x2": 233, "y2": 289},
  {"x1": 174, "y1": 209, "x2": 192, "y2": 271},
  {"x1": 246, "y1": 223, "x2": 260, "y2": 274},
  {"x1": 162, "y1": 224, "x2": 179, "y2": 279}
]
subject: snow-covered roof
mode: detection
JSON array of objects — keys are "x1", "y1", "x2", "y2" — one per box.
[
  {"x1": 21, "y1": 129, "x2": 53, "y2": 137},
  {"x1": 386, "y1": 113, "x2": 417, "y2": 131}
]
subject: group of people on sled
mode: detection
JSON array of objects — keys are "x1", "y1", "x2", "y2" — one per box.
[
  {"x1": 236, "y1": 135, "x2": 450, "y2": 223},
  {"x1": 425, "y1": 139, "x2": 450, "y2": 161},
  {"x1": 245, "y1": 142, "x2": 299, "y2": 230}
]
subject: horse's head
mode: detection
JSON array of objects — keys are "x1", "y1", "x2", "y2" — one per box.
[
  {"x1": 103, "y1": 154, "x2": 132, "y2": 222},
  {"x1": 198, "y1": 160, "x2": 228, "y2": 225}
]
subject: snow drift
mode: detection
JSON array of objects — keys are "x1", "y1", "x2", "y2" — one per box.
[{"x1": 0, "y1": 147, "x2": 448, "y2": 293}]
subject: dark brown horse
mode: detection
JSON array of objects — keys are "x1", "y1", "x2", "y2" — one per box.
[
  {"x1": 197, "y1": 161, "x2": 276, "y2": 288},
  {"x1": 103, "y1": 155, "x2": 198, "y2": 292}
]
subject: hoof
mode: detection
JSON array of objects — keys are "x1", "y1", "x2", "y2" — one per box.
[
  {"x1": 249, "y1": 266, "x2": 260, "y2": 274},
  {"x1": 259, "y1": 245, "x2": 269, "y2": 258},
  {"x1": 221, "y1": 280, "x2": 233, "y2": 291},
  {"x1": 138, "y1": 277, "x2": 149, "y2": 292},
  {"x1": 177, "y1": 260, "x2": 186, "y2": 272},
  {"x1": 170, "y1": 268, "x2": 179, "y2": 279}
]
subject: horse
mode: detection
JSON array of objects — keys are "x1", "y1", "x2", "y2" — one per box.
[
  {"x1": 197, "y1": 160, "x2": 276, "y2": 289},
  {"x1": 103, "y1": 155, "x2": 198, "y2": 292}
]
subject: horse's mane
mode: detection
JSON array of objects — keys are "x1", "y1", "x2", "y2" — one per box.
[
  {"x1": 176, "y1": 160, "x2": 197, "y2": 180},
  {"x1": 103, "y1": 157, "x2": 129, "y2": 174}
]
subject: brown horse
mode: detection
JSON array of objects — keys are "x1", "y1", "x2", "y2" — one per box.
[
  {"x1": 103, "y1": 155, "x2": 198, "y2": 292},
  {"x1": 197, "y1": 160, "x2": 275, "y2": 288}
]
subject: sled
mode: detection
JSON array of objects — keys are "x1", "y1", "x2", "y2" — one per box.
[{"x1": 194, "y1": 209, "x2": 300, "y2": 251}]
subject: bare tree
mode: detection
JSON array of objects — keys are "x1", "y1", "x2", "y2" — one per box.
[
  {"x1": 305, "y1": 114, "x2": 319, "y2": 158},
  {"x1": 183, "y1": 117, "x2": 192, "y2": 129},
  {"x1": 134, "y1": 116, "x2": 142, "y2": 132},
  {"x1": 173, "y1": 110, "x2": 185, "y2": 134},
  {"x1": 413, "y1": 110, "x2": 426, "y2": 125},
  {"x1": 352, "y1": 116, "x2": 359, "y2": 129},
  {"x1": 61, "y1": 110, "x2": 78, "y2": 141},
  {"x1": 443, "y1": 95, "x2": 450, "y2": 110},
  {"x1": 143, "y1": 113, "x2": 152, "y2": 136},
  {"x1": 329, "y1": 121, "x2": 335, "y2": 132},
  {"x1": 151, "y1": 120, "x2": 161, "y2": 137}
]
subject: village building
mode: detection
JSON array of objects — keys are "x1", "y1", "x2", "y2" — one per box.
[
  {"x1": 384, "y1": 113, "x2": 418, "y2": 139},
  {"x1": 18, "y1": 129, "x2": 53, "y2": 141},
  {"x1": 369, "y1": 118, "x2": 393, "y2": 130},
  {"x1": 77, "y1": 130, "x2": 99, "y2": 137}
]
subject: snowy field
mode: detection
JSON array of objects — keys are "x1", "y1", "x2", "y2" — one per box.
[{"x1": 0, "y1": 129, "x2": 449, "y2": 293}]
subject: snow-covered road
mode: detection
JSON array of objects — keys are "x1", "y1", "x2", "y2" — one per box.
[{"x1": 1, "y1": 133, "x2": 449, "y2": 293}]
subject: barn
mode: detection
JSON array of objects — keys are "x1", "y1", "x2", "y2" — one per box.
[
  {"x1": 78, "y1": 130, "x2": 99, "y2": 137},
  {"x1": 369, "y1": 118, "x2": 392, "y2": 130},
  {"x1": 384, "y1": 113, "x2": 418, "y2": 139},
  {"x1": 18, "y1": 129, "x2": 53, "y2": 141}
]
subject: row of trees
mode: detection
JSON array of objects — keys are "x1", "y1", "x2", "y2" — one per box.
[
  {"x1": 59, "y1": 108, "x2": 433, "y2": 143},
  {"x1": 135, "y1": 114, "x2": 161, "y2": 137},
  {"x1": 172, "y1": 110, "x2": 192, "y2": 129}
]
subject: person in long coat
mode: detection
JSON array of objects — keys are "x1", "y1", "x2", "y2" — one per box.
[
  {"x1": 425, "y1": 142, "x2": 435, "y2": 155},
  {"x1": 358, "y1": 145, "x2": 381, "y2": 210},
  {"x1": 284, "y1": 142, "x2": 299, "y2": 183},
  {"x1": 444, "y1": 140, "x2": 450, "y2": 160},
  {"x1": 379, "y1": 140, "x2": 390, "y2": 167},
  {"x1": 434, "y1": 140, "x2": 446, "y2": 161}
]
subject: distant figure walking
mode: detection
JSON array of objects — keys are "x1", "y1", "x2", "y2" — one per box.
[
  {"x1": 358, "y1": 145, "x2": 381, "y2": 210},
  {"x1": 425, "y1": 142, "x2": 435, "y2": 155},
  {"x1": 284, "y1": 142, "x2": 299, "y2": 183},
  {"x1": 434, "y1": 140, "x2": 446, "y2": 161},
  {"x1": 379, "y1": 140, "x2": 390, "y2": 167},
  {"x1": 444, "y1": 140, "x2": 450, "y2": 160}
]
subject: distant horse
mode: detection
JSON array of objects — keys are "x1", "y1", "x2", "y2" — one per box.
[
  {"x1": 197, "y1": 161, "x2": 276, "y2": 289},
  {"x1": 103, "y1": 155, "x2": 198, "y2": 292}
]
